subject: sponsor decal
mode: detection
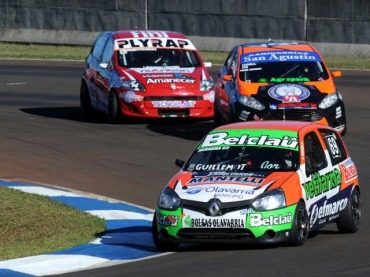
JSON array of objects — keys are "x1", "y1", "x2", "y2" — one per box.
[
  {"x1": 190, "y1": 218, "x2": 245, "y2": 228},
  {"x1": 119, "y1": 91, "x2": 143, "y2": 103},
  {"x1": 303, "y1": 169, "x2": 341, "y2": 200},
  {"x1": 147, "y1": 78, "x2": 195, "y2": 84},
  {"x1": 183, "y1": 185, "x2": 255, "y2": 199},
  {"x1": 277, "y1": 102, "x2": 317, "y2": 109},
  {"x1": 340, "y1": 159, "x2": 357, "y2": 181},
  {"x1": 116, "y1": 38, "x2": 195, "y2": 50},
  {"x1": 203, "y1": 91, "x2": 215, "y2": 102},
  {"x1": 187, "y1": 175, "x2": 264, "y2": 186},
  {"x1": 249, "y1": 212, "x2": 292, "y2": 227},
  {"x1": 241, "y1": 51, "x2": 321, "y2": 63},
  {"x1": 308, "y1": 186, "x2": 351, "y2": 228},
  {"x1": 157, "y1": 215, "x2": 179, "y2": 227},
  {"x1": 269, "y1": 77, "x2": 311, "y2": 83},
  {"x1": 133, "y1": 67, "x2": 195, "y2": 74},
  {"x1": 191, "y1": 163, "x2": 248, "y2": 171},
  {"x1": 130, "y1": 30, "x2": 170, "y2": 38},
  {"x1": 335, "y1": 106, "x2": 342, "y2": 119},
  {"x1": 143, "y1": 74, "x2": 173, "y2": 78},
  {"x1": 152, "y1": 100, "x2": 196, "y2": 108},
  {"x1": 268, "y1": 84, "x2": 310, "y2": 103},
  {"x1": 200, "y1": 131, "x2": 298, "y2": 150}
]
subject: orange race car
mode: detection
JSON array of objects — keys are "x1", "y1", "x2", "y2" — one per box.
[
  {"x1": 81, "y1": 30, "x2": 214, "y2": 122},
  {"x1": 214, "y1": 42, "x2": 347, "y2": 135},
  {"x1": 152, "y1": 121, "x2": 360, "y2": 250}
]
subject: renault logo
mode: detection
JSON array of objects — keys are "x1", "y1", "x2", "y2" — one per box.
[{"x1": 209, "y1": 199, "x2": 221, "y2": 216}]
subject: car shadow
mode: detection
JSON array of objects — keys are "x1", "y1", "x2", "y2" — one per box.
[
  {"x1": 146, "y1": 119, "x2": 216, "y2": 141},
  {"x1": 20, "y1": 106, "x2": 216, "y2": 140},
  {"x1": 20, "y1": 106, "x2": 109, "y2": 124}
]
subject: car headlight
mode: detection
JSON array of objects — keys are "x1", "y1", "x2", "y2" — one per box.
[
  {"x1": 157, "y1": 187, "x2": 182, "y2": 210},
  {"x1": 200, "y1": 79, "x2": 214, "y2": 91},
  {"x1": 252, "y1": 189, "x2": 286, "y2": 210},
  {"x1": 121, "y1": 80, "x2": 145, "y2": 91},
  {"x1": 319, "y1": 93, "x2": 339, "y2": 109},
  {"x1": 239, "y1": 95, "x2": 265, "y2": 111}
]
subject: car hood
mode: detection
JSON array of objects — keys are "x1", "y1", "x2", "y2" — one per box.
[
  {"x1": 170, "y1": 171, "x2": 295, "y2": 203},
  {"x1": 239, "y1": 82, "x2": 338, "y2": 109},
  {"x1": 119, "y1": 67, "x2": 209, "y2": 92}
]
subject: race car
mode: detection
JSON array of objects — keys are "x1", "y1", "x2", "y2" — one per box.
[
  {"x1": 214, "y1": 41, "x2": 347, "y2": 135},
  {"x1": 80, "y1": 30, "x2": 214, "y2": 122},
  {"x1": 152, "y1": 121, "x2": 360, "y2": 250}
]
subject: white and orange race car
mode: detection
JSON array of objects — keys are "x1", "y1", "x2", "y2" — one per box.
[
  {"x1": 214, "y1": 42, "x2": 347, "y2": 135},
  {"x1": 152, "y1": 121, "x2": 360, "y2": 250},
  {"x1": 81, "y1": 30, "x2": 214, "y2": 122}
]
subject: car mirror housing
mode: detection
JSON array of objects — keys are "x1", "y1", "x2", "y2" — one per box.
[
  {"x1": 223, "y1": 75, "x2": 233, "y2": 81},
  {"x1": 331, "y1": 70, "x2": 342, "y2": 78},
  {"x1": 175, "y1": 159, "x2": 185, "y2": 168}
]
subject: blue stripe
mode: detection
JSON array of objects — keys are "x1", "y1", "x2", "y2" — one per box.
[
  {"x1": 0, "y1": 270, "x2": 35, "y2": 276},
  {"x1": 51, "y1": 196, "x2": 152, "y2": 214}
]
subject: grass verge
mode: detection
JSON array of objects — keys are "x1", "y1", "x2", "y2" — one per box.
[
  {"x1": 0, "y1": 185, "x2": 106, "y2": 261},
  {"x1": 1, "y1": 42, "x2": 370, "y2": 69}
]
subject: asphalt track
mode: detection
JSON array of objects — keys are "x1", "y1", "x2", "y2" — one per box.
[{"x1": 0, "y1": 60, "x2": 369, "y2": 277}]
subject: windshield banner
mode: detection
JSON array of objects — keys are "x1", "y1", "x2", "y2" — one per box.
[{"x1": 241, "y1": 51, "x2": 322, "y2": 64}]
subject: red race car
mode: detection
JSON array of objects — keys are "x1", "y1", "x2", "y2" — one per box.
[{"x1": 81, "y1": 30, "x2": 215, "y2": 122}]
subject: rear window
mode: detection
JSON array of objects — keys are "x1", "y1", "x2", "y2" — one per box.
[{"x1": 117, "y1": 49, "x2": 201, "y2": 68}]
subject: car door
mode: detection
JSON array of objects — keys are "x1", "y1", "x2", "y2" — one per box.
[
  {"x1": 217, "y1": 48, "x2": 238, "y2": 120},
  {"x1": 95, "y1": 37, "x2": 114, "y2": 113},
  {"x1": 300, "y1": 130, "x2": 343, "y2": 229},
  {"x1": 86, "y1": 33, "x2": 110, "y2": 111}
]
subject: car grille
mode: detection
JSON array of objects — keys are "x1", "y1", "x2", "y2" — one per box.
[
  {"x1": 158, "y1": 109, "x2": 189, "y2": 116},
  {"x1": 183, "y1": 199, "x2": 251, "y2": 216},
  {"x1": 263, "y1": 110, "x2": 323, "y2": 122},
  {"x1": 178, "y1": 228, "x2": 254, "y2": 240}
]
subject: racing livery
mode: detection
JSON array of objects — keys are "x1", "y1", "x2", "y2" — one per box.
[
  {"x1": 214, "y1": 41, "x2": 347, "y2": 135},
  {"x1": 152, "y1": 121, "x2": 360, "y2": 250},
  {"x1": 81, "y1": 30, "x2": 214, "y2": 122}
]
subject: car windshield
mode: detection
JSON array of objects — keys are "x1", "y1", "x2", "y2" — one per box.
[
  {"x1": 118, "y1": 49, "x2": 202, "y2": 68},
  {"x1": 185, "y1": 145, "x2": 299, "y2": 172},
  {"x1": 239, "y1": 61, "x2": 330, "y2": 83}
]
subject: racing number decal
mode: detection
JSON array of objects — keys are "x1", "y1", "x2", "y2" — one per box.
[{"x1": 326, "y1": 135, "x2": 341, "y2": 158}]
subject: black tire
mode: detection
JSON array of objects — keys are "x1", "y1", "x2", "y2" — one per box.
[
  {"x1": 80, "y1": 81, "x2": 93, "y2": 115},
  {"x1": 289, "y1": 201, "x2": 309, "y2": 246},
  {"x1": 214, "y1": 98, "x2": 223, "y2": 127},
  {"x1": 107, "y1": 90, "x2": 121, "y2": 123},
  {"x1": 152, "y1": 213, "x2": 179, "y2": 252},
  {"x1": 336, "y1": 188, "x2": 361, "y2": 233}
]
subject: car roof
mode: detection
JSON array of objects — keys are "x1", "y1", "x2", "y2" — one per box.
[
  {"x1": 110, "y1": 30, "x2": 188, "y2": 40},
  {"x1": 215, "y1": 120, "x2": 329, "y2": 133},
  {"x1": 238, "y1": 41, "x2": 318, "y2": 54}
]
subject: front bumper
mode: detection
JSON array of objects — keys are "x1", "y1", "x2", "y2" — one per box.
[
  {"x1": 154, "y1": 204, "x2": 297, "y2": 245},
  {"x1": 118, "y1": 90, "x2": 215, "y2": 119},
  {"x1": 232, "y1": 100, "x2": 346, "y2": 133}
]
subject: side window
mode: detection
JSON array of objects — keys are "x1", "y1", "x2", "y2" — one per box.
[
  {"x1": 92, "y1": 34, "x2": 109, "y2": 60},
  {"x1": 319, "y1": 129, "x2": 347, "y2": 165},
  {"x1": 101, "y1": 38, "x2": 113, "y2": 64},
  {"x1": 304, "y1": 131, "x2": 327, "y2": 174},
  {"x1": 225, "y1": 49, "x2": 237, "y2": 75}
]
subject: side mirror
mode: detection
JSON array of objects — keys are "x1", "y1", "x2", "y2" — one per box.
[
  {"x1": 203, "y1": 62, "x2": 212, "y2": 68},
  {"x1": 175, "y1": 159, "x2": 185, "y2": 168},
  {"x1": 331, "y1": 70, "x2": 342, "y2": 78},
  {"x1": 99, "y1": 63, "x2": 108, "y2": 69},
  {"x1": 223, "y1": 75, "x2": 233, "y2": 81}
]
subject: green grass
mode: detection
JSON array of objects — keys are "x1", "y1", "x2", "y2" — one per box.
[
  {"x1": 0, "y1": 185, "x2": 106, "y2": 261},
  {"x1": 1, "y1": 42, "x2": 370, "y2": 69}
]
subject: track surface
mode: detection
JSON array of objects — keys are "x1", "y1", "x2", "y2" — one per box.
[{"x1": 0, "y1": 60, "x2": 369, "y2": 277}]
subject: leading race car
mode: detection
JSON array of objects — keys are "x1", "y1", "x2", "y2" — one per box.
[
  {"x1": 81, "y1": 30, "x2": 215, "y2": 122},
  {"x1": 214, "y1": 41, "x2": 347, "y2": 135},
  {"x1": 152, "y1": 121, "x2": 360, "y2": 250}
]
